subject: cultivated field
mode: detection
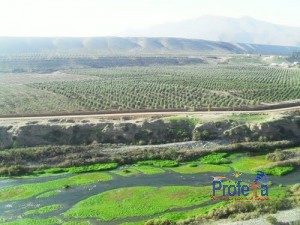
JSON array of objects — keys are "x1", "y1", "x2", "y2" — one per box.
[{"x1": 1, "y1": 61, "x2": 299, "y2": 116}]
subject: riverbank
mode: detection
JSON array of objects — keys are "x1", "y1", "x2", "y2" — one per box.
[{"x1": 216, "y1": 208, "x2": 300, "y2": 225}]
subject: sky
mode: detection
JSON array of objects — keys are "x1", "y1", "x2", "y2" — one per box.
[{"x1": 0, "y1": 0, "x2": 299, "y2": 37}]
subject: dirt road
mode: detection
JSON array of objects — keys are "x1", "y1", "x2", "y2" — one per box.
[{"x1": 0, "y1": 105, "x2": 299, "y2": 121}]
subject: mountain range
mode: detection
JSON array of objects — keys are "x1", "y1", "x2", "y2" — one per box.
[
  {"x1": 120, "y1": 15, "x2": 300, "y2": 47},
  {"x1": 0, "y1": 36, "x2": 299, "y2": 55}
]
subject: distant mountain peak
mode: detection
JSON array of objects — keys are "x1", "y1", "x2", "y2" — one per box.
[{"x1": 119, "y1": 16, "x2": 300, "y2": 47}]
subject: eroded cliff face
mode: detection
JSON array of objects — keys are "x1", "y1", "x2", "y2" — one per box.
[
  {"x1": 0, "y1": 126, "x2": 13, "y2": 149},
  {"x1": 224, "y1": 117, "x2": 300, "y2": 142},
  {"x1": 0, "y1": 116, "x2": 300, "y2": 149}
]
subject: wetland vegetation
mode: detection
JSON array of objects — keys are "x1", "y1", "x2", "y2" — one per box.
[{"x1": 0, "y1": 147, "x2": 298, "y2": 224}]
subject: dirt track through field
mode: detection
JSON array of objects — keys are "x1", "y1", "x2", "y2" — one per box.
[{"x1": 0, "y1": 105, "x2": 299, "y2": 121}]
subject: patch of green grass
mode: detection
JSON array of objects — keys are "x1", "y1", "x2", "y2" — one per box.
[
  {"x1": 62, "y1": 221, "x2": 91, "y2": 225},
  {"x1": 263, "y1": 166, "x2": 294, "y2": 176},
  {"x1": 230, "y1": 155, "x2": 272, "y2": 174},
  {"x1": 226, "y1": 114, "x2": 269, "y2": 122},
  {"x1": 1, "y1": 218, "x2": 61, "y2": 225},
  {"x1": 134, "y1": 166, "x2": 165, "y2": 175},
  {"x1": 111, "y1": 168, "x2": 140, "y2": 177},
  {"x1": 64, "y1": 186, "x2": 211, "y2": 221},
  {"x1": 0, "y1": 172, "x2": 112, "y2": 202},
  {"x1": 119, "y1": 222, "x2": 145, "y2": 225},
  {"x1": 227, "y1": 153, "x2": 246, "y2": 160},
  {"x1": 187, "y1": 163, "x2": 198, "y2": 167},
  {"x1": 112, "y1": 166, "x2": 165, "y2": 176},
  {"x1": 0, "y1": 217, "x2": 6, "y2": 223},
  {"x1": 67, "y1": 163, "x2": 118, "y2": 173},
  {"x1": 36, "y1": 190, "x2": 61, "y2": 199},
  {"x1": 136, "y1": 160, "x2": 179, "y2": 167},
  {"x1": 268, "y1": 186, "x2": 290, "y2": 199},
  {"x1": 152, "y1": 201, "x2": 229, "y2": 222},
  {"x1": 34, "y1": 163, "x2": 118, "y2": 175},
  {"x1": 164, "y1": 116, "x2": 200, "y2": 126},
  {"x1": 24, "y1": 204, "x2": 62, "y2": 216},
  {"x1": 199, "y1": 153, "x2": 230, "y2": 164},
  {"x1": 170, "y1": 164, "x2": 231, "y2": 174}
]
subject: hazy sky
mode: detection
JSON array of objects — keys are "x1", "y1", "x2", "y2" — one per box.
[{"x1": 0, "y1": 0, "x2": 299, "y2": 36}]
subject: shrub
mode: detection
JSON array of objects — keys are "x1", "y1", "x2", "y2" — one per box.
[
  {"x1": 266, "y1": 216, "x2": 278, "y2": 224},
  {"x1": 266, "y1": 150, "x2": 285, "y2": 161},
  {"x1": 207, "y1": 201, "x2": 255, "y2": 219},
  {"x1": 290, "y1": 183, "x2": 300, "y2": 193},
  {"x1": 6, "y1": 165, "x2": 29, "y2": 176},
  {"x1": 193, "y1": 130, "x2": 217, "y2": 141},
  {"x1": 254, "y1": 198, "x2": 292, "y2": 213}
]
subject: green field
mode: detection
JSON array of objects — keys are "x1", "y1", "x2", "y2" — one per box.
[
  {"x1": 0, "y1": 73, "x2": 88, "y2": 115},
  {"x1": 32, "y1": 65, "x2": 300, "y2": 111},
  {"x1": 0, "y1": 63, "x2": 300, "y2": 115}
]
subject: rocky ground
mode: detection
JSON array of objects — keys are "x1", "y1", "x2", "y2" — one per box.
[{"x1": 215, "y1": 208, "x2": 300, "y2": 225}]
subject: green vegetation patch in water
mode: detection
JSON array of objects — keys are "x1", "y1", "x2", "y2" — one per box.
[
  {"x1": 136, "y1": 160, "x2": 179, "y2": 167},
  {"x1": 230, "y1": 155, "x2": 272, "y2": 174},
  {"x1": 199, "y1": 153, "x2": 230, "y2": 164},
  {"x1": 1, "y1": 218, "x2": 61, "y2": 225},
  {"x1": 119, "y1": 222, "x2": 145, "y2": 225},
  {"x1": 111, "y1": 168, "x2": 140, "y2": 177},
  {"x1": 263, "y1": 166, "x2": 294, "y2": 176},
  {"x1": 150, "y1": 201, "x2": 229, "y2": 223},
  {"x1": 171, "y1": 164, "x2": 231, "y2": 174},
  {"x1": 0, "y1": 172, "x2": 112, "y2": 202},
  {"x1": 111, "y1": 165, "x2": 165, "y2": 176},
  {"x1": 64, "y1": 186, "x2": 210, "y2": 221},
  {"x1": 227, "y1": 153, "x2": 247, "y2": 160},
  {"x1": 36, "y1": 190, "x2": 61, "y2": 199},
  {"x1": 24, "y1": 204, "x2": 62, "y2": 216},
  {"x1": 62, "y1": 221, "x2": 91, "y2": 225},
  {"x1": 133, "y1": 165, "x2": 165, "y2": 175}
]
